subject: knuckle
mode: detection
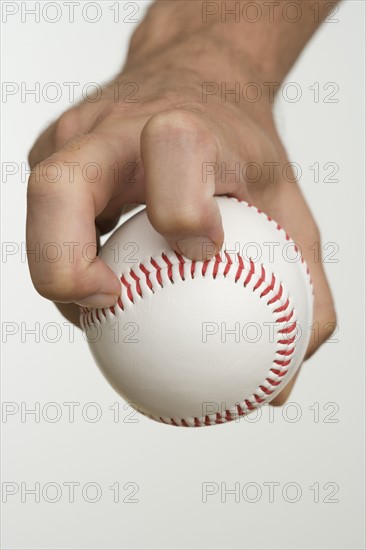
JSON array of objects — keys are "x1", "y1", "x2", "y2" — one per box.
[
  {"x1": 143, "y1": 108, "x2": 215, "y2": 151},
  {"x1": 54, "y1": 109, "x2": 81, "y2": 147},
  {"x1": 27, "y1": 158, "x2": 65, "y2": 200},
  {"x1": 32, "y1": 263, "x2": 90, "y2": 303},
  {"x1": 148, "y1": 203, "x2": 208, "y2": 237},
  {"x1": 99, "y1": 100, "x2": 133, "y2": 120}
]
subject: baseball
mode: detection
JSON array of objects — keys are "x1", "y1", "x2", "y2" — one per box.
[{"x1": 81, "y1": 196, "x2": 313, "y2": 427}]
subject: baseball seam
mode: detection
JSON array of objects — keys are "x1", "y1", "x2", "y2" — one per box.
[{"x1": 80, "y1": 198, "x2": 312, "y2": 428}]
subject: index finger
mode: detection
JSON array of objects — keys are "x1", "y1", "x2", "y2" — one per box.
[{"x1": 26, "y1": 132, "x2": 122, "y2": 308}]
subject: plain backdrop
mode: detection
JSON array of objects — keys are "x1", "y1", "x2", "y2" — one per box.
[{"x1": 1, "y1": 1, "x2": 365, "y2": 549}]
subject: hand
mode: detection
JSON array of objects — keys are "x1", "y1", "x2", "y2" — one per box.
[{"x1": 26, "y1": 1, "x2": 336, "y2": 404}]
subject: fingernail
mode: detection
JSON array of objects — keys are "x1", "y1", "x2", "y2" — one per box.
[
  {"x1": 176, "y1": 235, "x2": 217, "y2": 261},
  {"x1": 76, "y1": 293, "x2": 118, "y2": 309}
]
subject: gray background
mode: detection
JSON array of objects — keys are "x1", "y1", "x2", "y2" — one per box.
[{"x1": 1, "y1": 1, "x2": 365, "y2": 549}]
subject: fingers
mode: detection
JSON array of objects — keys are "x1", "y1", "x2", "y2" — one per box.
[
  {"x1": 269, "y1": 369, "x2": 301, "y2": 407},
  {"x1": 27, "y1": 132, "x2": 128, "y2": 308},
  {"x1": 305, "y1": 277, "x2": 337, "y2": 358},
  {"x1": 141, "y1": 110, "x2": 224, "y2": 260},
  {"x1": 28, "y1": 108, "x2": 88, "y2": 169},
  {"x1": 269, "y1": 181, "x2": 337, "y2": 359}
]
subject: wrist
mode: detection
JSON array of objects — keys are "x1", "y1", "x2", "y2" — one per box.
[
  {"x1": 127, "y1": 0, "x2": 335, "y2": 84},
  {"x1": 125, "y1": 32, "x2": 276, "y2": 125},
  {"x1": 127, "y1": 1, "x2": 288, "y2": 83}
]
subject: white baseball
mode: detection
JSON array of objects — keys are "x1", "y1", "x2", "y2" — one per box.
[{"x1": 81, "y1": 196, "x2": 313, "y2": 427}]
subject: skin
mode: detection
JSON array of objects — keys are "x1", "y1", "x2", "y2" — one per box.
[{"x1": 26, "y1": 0, "x2": 338, "y2": 405}]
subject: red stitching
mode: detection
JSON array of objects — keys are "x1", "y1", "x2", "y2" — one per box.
[
  {"x1": 224, "y1": 251, "x2": 232, "y2": 277},
  {"x1": 80, "y1": 197, "x2": 312, "y2": 428},
  {"x1": 279, "y1": 321, "x2": 297, "y2": 334},
  {"x1": 260, "y1": 274, "x2": 275, "y2": 298},
  {"x1": 202, "y1": 259, "x2": 209, "y2": 277},
  {"x1": 235, "y1": 254, "x2": 244, "y2": 282},
  {"x1": 81, "y1": 251, "x2": 298, "y2": 426},
  {"x1": 139, "y1": 263, "x2": 153, "y2": 290},
  {"x1": 273, "y1": 298, "x2": 289, "y2": 313},
  {"x1": 216, "y1": 413, "x2": 224, "y2": 424},
  {"x1": 130, "y1": 270, "x2": 142, "y2": 297},
  {"x1": 121, "y1": 275, "x2": 133, "y2": 303},
  {"x1": 266, "y1": 378, "x2": 281, "y2": 386},
  {"x1": 162, "y1": 253, "x2": 173, "y2": 283},
  {"x1": 260, "y1": 385, "x2": 274, "y2": 395},
  {"x1": 268, "y1": 284, "x2": 283, "y2": 305},
  {"x1": 277, "y1": 348, "x2": 294, "y2": 357},
  {"x1": 254, "y1": 394, "x2": 265, "y2": 404},
  {"x1": 271, "y1": 368, "x2": 288, "y2": 376},
  {"x1": 150, "y1": 258, "x2": 163, "y2": 287},
  {"x1": 274, "y1": 359, "x2": 291, "y2": 367},
  {"x1": 244, "y1": 258, "x2": 255, "y2": 286},
  {"x1": 233, "y1": 196, "x2": 311, "y2": 286},
  {"x1": 225, "y1": 410, "x2": 234, "y2": 421},
  {"x1": 175, "y1": 253, "x2": 185, "y2": 280},
  {"x1": 276, "y1": 309, "x2": 294, "y2": 323},
  {"x1": 253, "y1": 265, "x2": 266, "y2": 291},
  {"x1": 278, "y1": 335, "x2": 295, "y2": 345},
  {"x1": 213, "y1": 254, "x2": 221, "y2": 279}
]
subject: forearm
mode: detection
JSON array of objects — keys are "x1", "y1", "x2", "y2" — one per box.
[{"x1": 127, "y1": 0, "x2": 340, "y2": 83}]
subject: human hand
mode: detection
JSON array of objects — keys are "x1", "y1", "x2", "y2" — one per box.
[{"x1": 26, "y1": 1, "x2": 336, "y2": 403}]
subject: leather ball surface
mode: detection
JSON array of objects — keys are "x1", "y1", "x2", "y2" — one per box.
[{"x1": 81, "y1": 197, "x2": 313, "y2": 427}]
